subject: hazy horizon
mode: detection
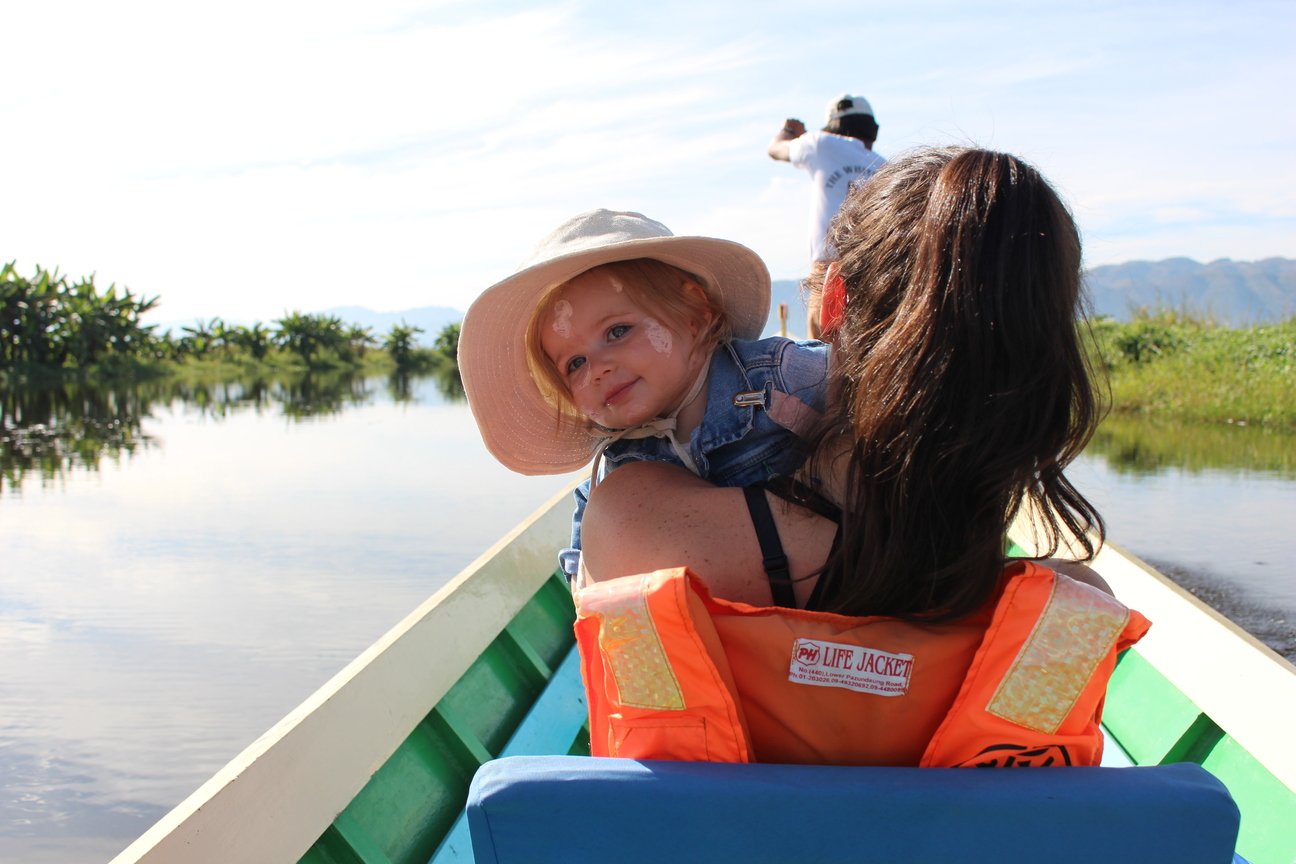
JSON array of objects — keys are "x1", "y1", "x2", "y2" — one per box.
[{"x1": 132, "y1": 255, "x2": 1296, "y2": 338}]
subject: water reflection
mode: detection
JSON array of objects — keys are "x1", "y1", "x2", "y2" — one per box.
[
  {"x1": 1, "y1": 383, "x2": 156, "y2": 492},
  {"x1": 0, "y1": 368, "x2": 470, "y2": 493},
  {"x1": 1087, "y1": 414, "x2": 1296, "y2": 477},
  {"x1": 388, "y1": 365, "x2": 463, "y2": 404},
  {"x1": 1075, "y1": 413, "x2": 1296, "y2": 659}
]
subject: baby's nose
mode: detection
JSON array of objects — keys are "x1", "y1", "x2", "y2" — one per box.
[{"x1": 592, "y1": 353, "x2": 616, "y2": 376}]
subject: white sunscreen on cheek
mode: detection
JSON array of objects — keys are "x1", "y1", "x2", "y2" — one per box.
[
  {"x1": 642, "y1": 318, "x2": 673, "y2": 355},
  {"x1": 551, "y1": 300, "x2": 573, "y2": 338},
  {"x1": 570, "y1": 364, "x2": 592, "y2": 392}
]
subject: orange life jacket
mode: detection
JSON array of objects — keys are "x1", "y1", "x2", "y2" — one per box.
[{"x1": 574, "y1": 561, "x2": 1150, "y2": 768}]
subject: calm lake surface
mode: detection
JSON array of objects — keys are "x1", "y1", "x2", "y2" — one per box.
[{"x1": 2, "y1": 372, "x2": 1294, "y2": 863}]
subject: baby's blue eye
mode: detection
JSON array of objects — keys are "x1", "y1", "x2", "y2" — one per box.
[
  {"x1": 608, "y1": 324, "x2": 631, "y2": 341},
  {"x1": 567, "y1": 356, "x2": 586, "y2": 375}
]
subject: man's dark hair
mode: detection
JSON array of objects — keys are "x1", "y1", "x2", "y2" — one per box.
[{"x1": 824, "y1": 113, "x2": 879, "y2": 144}]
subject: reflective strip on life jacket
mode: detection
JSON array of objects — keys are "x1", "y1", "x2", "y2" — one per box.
[
  {"x1": 990, "y1": 574, "x2": 1132, "y2": 733},
  {"x1": 576, "y1": 563, "x2": 1149, "y2": 768},
  {"x1": 575, "y1": 569, "x2": 752, "y2": 762},
  {"x1": 921, "y1": 563, "x2": 1150, "y2": 767},
  {"x1": 577, "y1": 573, "x2": 685, "y2": 711}
]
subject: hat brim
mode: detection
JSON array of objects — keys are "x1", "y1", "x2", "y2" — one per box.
[{"x1": 460, "y1": 234, "x2": 771, "y2": 475}]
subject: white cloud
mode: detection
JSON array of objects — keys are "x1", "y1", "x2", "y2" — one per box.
[{"x1": 2, "y1": 0, "x2": 1292, "y2": 322}]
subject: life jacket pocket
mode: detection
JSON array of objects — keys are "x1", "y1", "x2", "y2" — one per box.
[{"x1": 610, "y1": 716, "x2": 710, "y2": 761}]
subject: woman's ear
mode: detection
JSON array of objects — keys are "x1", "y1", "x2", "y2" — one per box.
[{"x1": 683, "y1": 281, "x2": 713, "y2": 336}]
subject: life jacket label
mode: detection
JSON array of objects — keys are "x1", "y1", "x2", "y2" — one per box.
[{"x1": 788, "y1": 638, "x2": 914, "y2": 696}]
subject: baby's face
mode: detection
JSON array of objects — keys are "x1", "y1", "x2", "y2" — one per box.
[{"x1": 540, "y1": 270, "x2": 703, "y2": 430}]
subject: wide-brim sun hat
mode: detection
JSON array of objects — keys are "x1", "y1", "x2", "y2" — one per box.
[{"x1": 459, "y1": 208, "x2": 771, "y2": 475}]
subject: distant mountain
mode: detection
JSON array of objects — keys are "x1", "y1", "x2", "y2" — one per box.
[
  {"x1": 144, "y1": 257, "x2": 1294, "y2": 348},
  {"x1": 764, "y1": 259, "x2": 1296, "y2": 335},
  {"x1": 1084, "y1": 258, "x2": 1296, "y2": 323}
]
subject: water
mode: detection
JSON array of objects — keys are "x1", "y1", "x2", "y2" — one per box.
[
  {"x1": 1074, "y1": 415, "x2": 1296, "y2": 659},
  {"x1": 0, "y1": 371, "x2": 579, "y2": 863},
  {"x1": 1, "y1": 377, "x2": 1293, "y2": 863}
]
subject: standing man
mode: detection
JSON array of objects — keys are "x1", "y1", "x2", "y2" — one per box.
[{"x1": 769, "y1": 93, "x2": 885, "y2": 337}]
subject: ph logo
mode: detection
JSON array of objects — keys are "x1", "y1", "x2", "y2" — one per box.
[{"x1": 796, "y1": 642, "x2": 821, "y2": 665}]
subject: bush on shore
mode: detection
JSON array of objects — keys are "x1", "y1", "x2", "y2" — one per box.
[
  {"x1": 1, "y1": 262, "x2": 159, "y2": 369},
  {"x1": 1, "y1": 261, "x2": 461, "y2": 383},
  {"x1": 1089, "y1": 307, "x2": 1296, "y2": 429}
]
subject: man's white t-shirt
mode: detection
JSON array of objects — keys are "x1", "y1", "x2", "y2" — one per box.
[{"x1": 788, "y1": 131, "x2": 887, "y2": 261}]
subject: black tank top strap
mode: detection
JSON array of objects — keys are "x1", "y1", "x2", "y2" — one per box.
[
  {"x1": 761, "y1": 473, "x2": 842, "y2": 524},
  {"x1": 750, "y1": 476, "x2": 845, "y2": 612},
  {"x1": 741, "y1": 484, "x2": 797, "y2": 608}
]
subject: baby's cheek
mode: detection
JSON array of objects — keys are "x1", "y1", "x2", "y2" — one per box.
[
  {"x1": 570, "y1": 365, "x2": 592, "y2": 393},
  {"x1": 642, "y1": 318, "x2": 673, "y2": 355}
]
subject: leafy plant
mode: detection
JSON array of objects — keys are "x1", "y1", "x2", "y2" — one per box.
[
  {"x1": 383, "y1": 321, "x2": 424, "y2": 369},
  {"x1": 275, "y1": 312, "x2": 347, "y2": 365},
  {"x1": 179, "y1": 318, "x2": 221, "y2": 359},
  {"x1": 433, "y1": 321, "x2": 460, "y2": 360},
  {"x1": 346, "y1": 324, "x2": 377, "y2": 359},
  {"x1": 232, "y1": 323, "x2": 273, "y2": 360},
  {"x1": 1, "y1": 261, "x2": 159, "y2": 369},
  {"x1": 1111, "y1": 322, "x2": 1186, "y2": 364}
]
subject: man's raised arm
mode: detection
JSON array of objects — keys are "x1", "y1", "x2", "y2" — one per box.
[{"x1": 768, "y1": 118, "x2": 806, "y2": 161}]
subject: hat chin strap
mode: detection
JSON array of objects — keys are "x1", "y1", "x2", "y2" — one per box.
[{"x1": 588, "y1": 348, "x2": 713, "y2": 485}]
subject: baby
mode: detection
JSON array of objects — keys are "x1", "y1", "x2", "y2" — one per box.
[{"x1": 459, "y1": 209, "x2": 830, "y2": 582}]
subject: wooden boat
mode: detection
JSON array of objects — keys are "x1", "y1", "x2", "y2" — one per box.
[{"x1": 108, "y1": 478, "x2": 1296, "y2": 864}]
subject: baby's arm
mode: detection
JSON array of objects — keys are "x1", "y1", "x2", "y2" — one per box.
[{"x1": 558, "y1": 477, "x2": 591, "y2": 582}]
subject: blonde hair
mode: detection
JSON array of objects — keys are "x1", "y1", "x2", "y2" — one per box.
[{"x1": 524, "y1": 258, "x2": 730, "y2": 430}]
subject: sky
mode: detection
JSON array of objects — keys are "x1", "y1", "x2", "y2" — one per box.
[{"x1": 2, "y1": 0, "x2": 1293, "y2": 323}]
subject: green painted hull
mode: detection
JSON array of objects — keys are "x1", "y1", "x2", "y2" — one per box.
[
  {"x1": 1106, "y1": 647, "x2": 1296, "y2": 863},
  {"x1": 296, "y1": 572, "x2": 588, "y2": 864}
]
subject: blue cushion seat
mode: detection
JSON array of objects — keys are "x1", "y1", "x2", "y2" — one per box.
[{"x1": 467, "y1": 756, "x2": 1240, "y2": 864}]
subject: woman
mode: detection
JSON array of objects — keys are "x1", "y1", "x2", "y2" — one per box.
[{"x1": 573, "y1": 147, "x2": 1148, "y2": 769}]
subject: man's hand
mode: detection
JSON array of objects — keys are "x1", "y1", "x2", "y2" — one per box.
[{"x1": 768, "y1": 118, "x2": 806, "y2": 161}]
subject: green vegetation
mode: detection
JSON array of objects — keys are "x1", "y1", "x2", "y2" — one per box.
[
  {"x1": 0, "y1": 261, "x2": 160, "y2": 369},
  {"x1": 1, "y1": 261, "x2": 462, "y2": 384},
  {"x1": 1, "y1": 261, "x2": 468, "y2": 492},
  {"x1": 1090, "y1": 307, "x2": 1296, "y2": 429}
]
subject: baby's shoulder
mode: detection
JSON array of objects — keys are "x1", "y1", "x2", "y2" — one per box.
[
  {"x1": 725, "y1": 337, "x2": 829, "y2": 389},
  {"x1": 726, "y1": 335, "x2": 828, "y2": 361},
  {"x1": 720, "y1": 336, "x2": 829, "y2": 411}
]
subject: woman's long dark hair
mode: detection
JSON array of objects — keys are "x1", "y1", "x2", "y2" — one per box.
[{"x1": 810, "y1": 147, "x2": 1104, "y2": 621}]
